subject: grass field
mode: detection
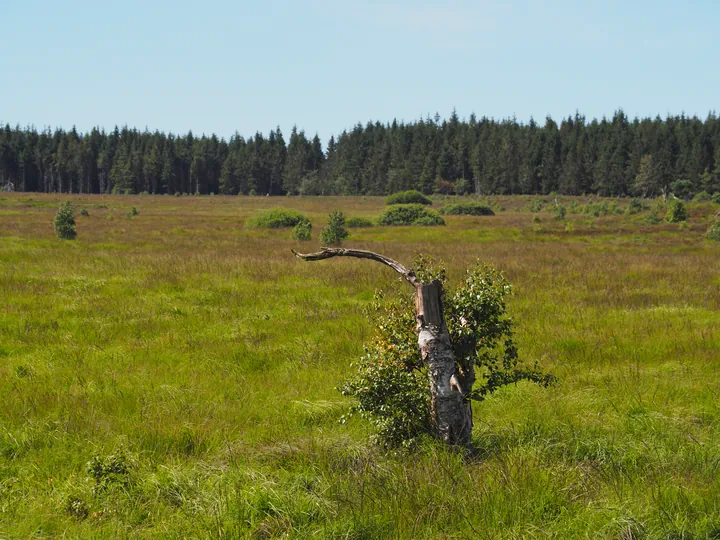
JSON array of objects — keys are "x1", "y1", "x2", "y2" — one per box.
[{"x1": 1, "y1": 193, "x2": 719, "y2": 539}]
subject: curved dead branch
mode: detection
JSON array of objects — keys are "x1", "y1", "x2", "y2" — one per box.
[{"x1": 291, "y1": 247, "x2": 421, "y2": 288}]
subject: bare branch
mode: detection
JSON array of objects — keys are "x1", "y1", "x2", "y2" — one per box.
[{"x1": 291, "y1": 247, "x2": 421, "y2": 288}]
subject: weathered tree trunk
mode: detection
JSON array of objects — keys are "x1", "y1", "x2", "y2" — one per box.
[{"x1": 292, "y1": 248, "x2": 472, "y2": 446}]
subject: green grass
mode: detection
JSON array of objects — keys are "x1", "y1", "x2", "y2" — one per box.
[{"x1": 0, "y1": 193, "x2": 719, "y2": 538}]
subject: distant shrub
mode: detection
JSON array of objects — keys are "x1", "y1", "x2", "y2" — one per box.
[
  {"x1": 246, "y1": 208, "x2": 309, "y2": 228},
  {"x1": 527, "y1": 199, "x2": 544, "y2": 212},
  {"x1": 291, "y1": 219, "x2": 312, "y2": 241},
  {"x1": 671, "y1": 179, "x2": 694, "y2": 200},
  {"x1": 532, "y1": 215, "x2": 541, "y2": 224},
  {"x1": 174, "y1": 192, "x2": 181, "y2": 197},
  {"x1": 692, "y1": 191, "x2": 712, "y2": 203},
  {"x1": 139, "y1": 191, "x2": 149, "y2": 196},
  {"x1": 376, "y1": 204, "x2": 445, "y2": 226},
  {"x1": 713, "y1": 193, "x2": 720, "y2": 204},
  {"x1": 706, "y1": 219, "x2": 720, "y2": 242},
  {"x1": 665, "y1": 199, "x2": 687, "y2": 223},
  {"x1": 438, "y1": 202, "x2": 495, "y2": 216},
  {"x1": 346, "y1": 216, "x2": 374, "y2": 228},
  {"x1": 564, "y1": 221, "x2": 574, "y2": 232},
  {"x1": 553, "y1": 204, "x2": 567, "y2": 221},
  {"x1": 79, "y1": 208, "x2": 89, "y2": 217},
  {"x1": 385, "y1": 190, "x2": 432, "y2": 206},
  {"x1": 626, "y1": 198, "x2": 645, "y2": 215},
  {"x1": 582, "y1": 201, "x2": 622, "y2": 217},
  {"x1": 129, "y1": 207, "x2": 138, "y2": 216},
  {"x1": 320, "y1": 210, "x2": 350, "y2": 245},
  {"x1": 54, "y1": 202, "x2": 76, "y2": 240}
]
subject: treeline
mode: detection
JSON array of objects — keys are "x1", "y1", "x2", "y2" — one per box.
[{"x1": 1, "y1": 110, "x2": 719, "y2": 197}]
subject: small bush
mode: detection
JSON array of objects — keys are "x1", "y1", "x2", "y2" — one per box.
[
  {"x1": 532, "y1": 215, "x2": 541, "y2": 224},
  {"x1": 87, "y1": 454, "x2": 131, "y2": 493},
  {"x1": 626, "y1": 198, "x2": 645, "y2": 215},
  {"x1": 553, "y1": 204, "x2": 567, "y2": 221},
  {"x1": 692, "y1": 191, "x2": 712, "y2": 203},
  {"x1": 63, "y1": 496, "x2": 90, "y2": 520},
  {"x1": 246, "y1": 208, "x2": 309, "y2": 228},
  {"x1": 438, "y1": 202, "x2": 495, "y2": 216},
  {"x1": 705, "y1": 219, "x2": 720, "y2": 242},
  {"x1": 645, "y1": 207, "x2": 661, "y2": 224},
  {"x1": 79, "y1": 208, "x2": 89, "y2": 217},
  {"x1": 376, "y1": 204, "x2": 445, "y2": 226},
  {"x1": 346, "y1": 216, "x2": 374, "y2": 228},
  {"x1": 320, "y1": 210, "x2": 350, "y2": 245},
  {"x1": 54, "y1": 202, "x2": 77, "y2": 240},
  {"x1": 713, "y1": 193, "x2": 720, "y2": 204},
  {"x1": 291, "y1": 219, "x2": 312, "y2": 241},
  {"x1": 385, "y1": 190, "x2": 432, "y2": 206},
  {"x1": 174, "y1": 192, "x2": 181, "y2": 197},
  {"x1": 129, "y1": 207, "x2": 138, "y2": 216},
  {"x1": 665, "y1": 199, "x2": 687, "y2": 223},
  {"x1": 527, "y1": 199, "x2": 544, "y2": 212}
]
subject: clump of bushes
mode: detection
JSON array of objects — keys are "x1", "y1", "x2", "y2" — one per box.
[
  {"x1": 581, "y1": 200, "x2": 622, "y2": 217},
  {"x1": 291, "y1": 219, "x2": 312, "y2": 241},
  {"x1": 665, "y1": 199, "x2": 687, "y2": 223},
  {"x1": 54, "y1": 201, "x2": 76, "y2": 240},
  {"x1": 692, "y1": 191, "x2": 712, "y2": 203},
  {"x1": 79, "y1": 208, "x2": 89, "y2": 217},
  {"x1": 345, "y1": 216, "x2": 374, "y2": 228},
  {"x1": 320, "y1": 210, "x2": 349, "y2": 245},
  {"x1": 553, "y1": 204, "x2": 567, "y2": 221},
  {"x1": 626, "y1": 198, "x2": 645, "y2": 215},
  {"x1": 713, "y1": 193, "x2": 720, "y2": 204},
  {"x1": 438, "y1": 202, "x2": 495, "y2": 216},
  {"x1": 246, "y1": 208, "x2": 309, "y2": 228},
  {"x1": 376, "y1": 204, "x2": 445, "y2": 226},
  {"x1": 385, "y1": 190, "x2": 432, "y2": 206}
]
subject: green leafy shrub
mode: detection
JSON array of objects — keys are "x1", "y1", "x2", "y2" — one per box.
[
  {"x1": 291, "y1": 219, "x2": 312, "y2": 241},
  {"x1": 87, "y1": 454, "x2": 131, "y2": 493},
  {"x1": 79, "y1": 208, "x2": 89, "y2": 217},
  {"x1": 376, "y1": 204, "x2": 445, "y2": 226},
  {"x1": 54, "y1": 202, "x2": 77, "y2": 240},
  {"x1": 706, "y1": 218, "x2": 720, "y2": 242},
  {"x1": 320, "y1": 210, "x2": 349, "y2": 245},
  {"x1": 713, "y1": 193, "x2": 720, "y2": 204},
  {"x1": 671, "y1": 179, "x2": 694, "y2": 200},
  {"x1": 532, "y1": 215, "x2": 541, "y2": 224},
  {"x1": 553, "y1": 204, "x2": 567, "y2": 221},
  {"x1": 345, "y1": 216, "x2": 374, "y2": 228},
  {"x1": 438, "y1": 202, "x2": 495, "y2": 216},
  {"x1": 692, "y1": 191, "x2": 712, "y2": 203},
  {"x1": 581, "y1": 201, "x2": 622, "y2": 217},
  {"x1": 340, "y1": 256, "x2": 553, "y2": 448},
  {"x1": 665, "y1": 199, "x2": 687, "y2": 223},
  {"x1": 527, "y1": 199, "x2": 544, "y2": 212},
  {"x1": 626, "y1": 198, "x2": 645, "y2": 215},
  {"x1": 246, "y1": 208, "x2": 309, "y2": 228},
  {"x1": 385, "y1": 190, "x2": 432, "y2": 206}
]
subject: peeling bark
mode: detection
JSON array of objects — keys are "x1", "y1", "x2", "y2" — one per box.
[{"x1": 292, "y1": 248, "x2": 472, "y2": 446}]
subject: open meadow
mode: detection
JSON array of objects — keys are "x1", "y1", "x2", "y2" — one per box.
[{"x1": 1, "y1": 193, "x2": 719, "y2": 538}]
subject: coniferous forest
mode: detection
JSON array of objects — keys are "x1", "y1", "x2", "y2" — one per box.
[{"x1": 1, "y1": 110, "x2": 719, "y2": 197}]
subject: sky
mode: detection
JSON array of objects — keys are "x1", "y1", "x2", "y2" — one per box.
[{"x1": 1, "y1": 0, "x2": 718, "y2": 143}]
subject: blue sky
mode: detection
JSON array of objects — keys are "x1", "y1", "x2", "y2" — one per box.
[{"x1": 1, "y1": 0, "x2": 717, "y2": 142}]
